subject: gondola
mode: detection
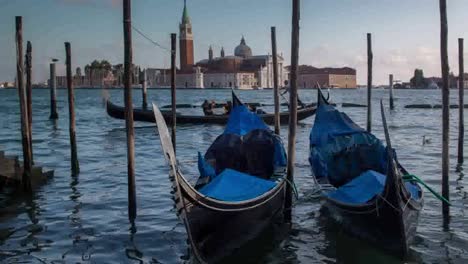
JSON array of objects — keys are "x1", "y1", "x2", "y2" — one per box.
[
  {"x1": 151, "y1": 94, "x2": 288, "y2": 263},
  {"x1": 105, "y1": 99, "x2": 316, "y2": 125},
  {"x1": 308, "y1": 89, "x2": 424, "y2": 257}
]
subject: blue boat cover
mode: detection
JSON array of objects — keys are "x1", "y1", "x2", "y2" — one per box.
[
  {"x1": 196, "y1": 104, "x2": 286, "y2": 201},
  {"x1": 198, "y1": 152, "x2": 216, "y2": 180},
  {"x1": 327, "y1": 170, "x2": 421, "y2": 204},
  {"x1": 309, "y1": 101, "x2": 421, "y2": 204},
  {"x1": 309, "y1": 103, "x2": 386, "y2": 184},
  {"x1": 327, "y1": 170, "x2": 386, "y2": 205},
  {"x1": 199, "y1": 168, "x2": 276, "y2": 201},
  {"x1": 224, "y1": 105, "x2": 270, "y2": 136},
  {"x1": 310, "y1": 103, "x2": 365, "y2": 147}
]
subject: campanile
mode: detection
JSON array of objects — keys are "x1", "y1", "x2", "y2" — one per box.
[{"x1": 179, "y1": 0, "x2": 194, "y2": 71}]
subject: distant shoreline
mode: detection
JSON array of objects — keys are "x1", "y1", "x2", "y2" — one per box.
[{"x1": 2, "y1": 86, "x2": 464, "y2": 90}]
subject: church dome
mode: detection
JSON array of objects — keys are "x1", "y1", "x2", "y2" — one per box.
[{"x1": 234, "y1": 36, "x2": 252, "y2": 58}]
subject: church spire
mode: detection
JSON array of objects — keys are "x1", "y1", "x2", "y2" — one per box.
[
  {"x1": 240, "y1": 35, "x2": 246, "y2": 45},
  {"x1": 209, "y1": 46, "x2": 213, "y2": 61},
  {"x1": 182, "y1": 0, "x2": 190, "y2": 24}
]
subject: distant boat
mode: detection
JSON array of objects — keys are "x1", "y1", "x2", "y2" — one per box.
[{"x1": 105, "y1": 99, "x2": 316, "y2": 125}]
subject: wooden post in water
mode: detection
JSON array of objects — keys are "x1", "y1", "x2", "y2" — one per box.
[
  {"x1": 271, "y1": 26, "x2": 280, "y2": 135},
  {"x1": 389, "y1": 74, "x2": 394, "y2": 110},
  {"x1": 49, "y1": 62, "x2": 58, "y2": 120},
  {"x1": 458, "y1": 38, "x2": 464, "y2": 165},
  {"x1": 123, "y1": 0, "x2": 136, "y2": 221},
  {"x1": 141, "y1": 69, "x2": 148, "y2": 109},
  {"x1": 25, "y1": 41, "x2": 33, "y2": 163},
  {"x1": 65, "y1": 42, "x2": 80, "y2": 176},
  {"x1": 439, "y1": 0, "x2": 450, "y2": 222},
  {"x1": 15, "y1": 16, "x2": 32, "y2": 191},
  {"x1": 367, "y1": 33, "x2": 373, "y2": 132},
  {"x1": 170, "y1": 33, "x2": 177, "y2": 152},
  {"x1": 285, "y1": 0, "x2": 300, "y2": 223}
]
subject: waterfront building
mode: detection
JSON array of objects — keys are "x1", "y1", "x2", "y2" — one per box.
[
  {"x1": 295, "y1": 65, "x2": 357, "y2": 89},
  {"x1": 155, "y1": 0, "x2": 288, "y2": 89},
  {"x1": 54, "y1": 62, "x2": 141, "y2": 88}
]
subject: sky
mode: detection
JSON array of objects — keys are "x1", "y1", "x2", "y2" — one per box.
[{"x1": 0, "y1": 0, "x2": 468, "y2": 85}]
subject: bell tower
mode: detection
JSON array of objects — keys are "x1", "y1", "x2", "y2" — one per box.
[{"x1": 179, "y1": 0, "x2": 194, "y2": 71}]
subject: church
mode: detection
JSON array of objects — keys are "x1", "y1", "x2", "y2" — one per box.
[{"x1": 153, "y1": 0, "x2": 287, "y2": 89}]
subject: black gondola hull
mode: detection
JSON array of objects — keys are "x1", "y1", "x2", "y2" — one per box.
[
  {"x1": 182, "y1": 186, "x2": 285, "y2": 262},
  {"x1": 322, "y1": 189, "x2": 422, "y2": 258},
  {"x1": 106, "y1": 100, "x2": 316, "y2": 125},
  {"x1": 174, "y1": 171, "x2": 287, "y2": 263}
]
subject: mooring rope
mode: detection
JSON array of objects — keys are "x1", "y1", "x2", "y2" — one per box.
[
  {"x1": 284, "y1": 177, "x2": 299, "y2": 200},
  {"x1": 403, "y1": 174, "x2": 451, "y2": 206}
]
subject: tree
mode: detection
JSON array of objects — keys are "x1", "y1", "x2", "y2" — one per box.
[{"x1": 100, "y1": 60, "x2": 112, "y2": 72}]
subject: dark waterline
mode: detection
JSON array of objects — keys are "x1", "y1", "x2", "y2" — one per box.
[{"x1": 0, "y1": 88, "x2": 467, "y2": 263}]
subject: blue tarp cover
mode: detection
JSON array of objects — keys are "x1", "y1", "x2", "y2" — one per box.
[
  {"x1": 310, "y1": 101, "x2": 421, "y2": 204},
  {"x1": 198, "y1": 152, "x2": 216, "y2": 180},
  {"x1": 327, "y1": 170, "x2": 421, "y2": 204},
  {"x1": 310, "y1": 103, "x2": 365, "y2": 147},
  {"x1": 327, "y1": 170, "x2": 386, "y2": 204},
  {"x1": 199, "y1": 168, "x2": 276, "y2": 201},
  {"x1": 405, "y1": 182, "x2": 421, "y2": 199},
  {"x1": 224, "y1": 105, "x2": 270, "y2": 136}
]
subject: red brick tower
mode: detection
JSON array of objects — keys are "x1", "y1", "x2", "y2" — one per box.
[{"x1": 179, "y1": 0, "x2": 194, "y2": 72}]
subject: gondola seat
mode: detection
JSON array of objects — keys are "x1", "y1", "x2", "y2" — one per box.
[
  {"x1": 328, "y1": 142, "x2": 387, "y2": 187},
  {"x1": 204, "y1": 134, "x2": 245, "y2": 175},
  {"x1": 242, "y1": 129, "x2": 276, "y2": 179},
  {"x1": 328, "y1": 169, "x2": 422, "y2": 205},
  {"x1": 199, "y1": 168, "x2": 276, "y2": 202},
  {"x1": 202, "y1": 130, "x2": 285, "y2": 181},
  {"x1": 327, "y1": 170, "x2": 386, "y2": 205}
]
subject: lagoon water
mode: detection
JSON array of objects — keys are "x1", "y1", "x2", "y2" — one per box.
[{"x1": 0, "y1": 88, "x2": 467, "y2": 263}]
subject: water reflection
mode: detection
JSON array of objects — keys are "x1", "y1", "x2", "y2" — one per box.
[
  {"x1": 126, "y1": 222, "x2": 144, "y2": 264},
  {"x1": 1, "y1": 88, "x2": 468, "y2": 263}
]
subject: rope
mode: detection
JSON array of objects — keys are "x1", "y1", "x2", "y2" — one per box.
[
  {"x1": 284, "y1": 178, "x2": 299, "y2": 200},
  {"x1": 403, "y1": 174, "x2": 451, "y2": 206},
  {"x1": 131, "y1": 25, "x2": 171, "y2": 52}
]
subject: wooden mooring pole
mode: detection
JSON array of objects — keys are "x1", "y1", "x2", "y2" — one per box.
[
  {"x1": 123, "y1": 0, "x2": 136, "y2": 221},
  {"x1": 65, "y1": 42, "x2": 80, "y2": 176},
  {"x1": 15, "y1": 16, "x2": 32, "y2": 191},
  {"x1": 170, "y1": 33, "x2": 177, "y2": 153},
  {"x1": 389, "y1": 74, "x2": 394, "y2": 110},
  {"x1": 25, "y1": 41, "x2": 33, "y2": 164},
  {"x1": 141, "y1": 69, "x2": 148, "y2": 109},
  {"x1": 439, "y1": 0, "x2": 450, "y2": 223},
  {"x1": 285, "y1": 0, "x2": 300, "y2": 223},
  {"x1": 367, "y1": 33, "x2": 373, "y2": 132},
  {"x1": 49, "y1": 62, "x2": 58, "y2": 120},
  {"x1": 458, "y1": 38, "x2": 464, "y2": 165},
  {"x1": 271, "y1": 26, "x2": 280, "y2": 135}
]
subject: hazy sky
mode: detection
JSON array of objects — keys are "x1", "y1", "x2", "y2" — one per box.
[{"x1": 0, "y1": 0, "x2": 467, "y2": 84}]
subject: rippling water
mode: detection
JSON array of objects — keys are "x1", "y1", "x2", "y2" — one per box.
[{"x1": 0, "y1": 88, "x2": 467, "y2": 263}]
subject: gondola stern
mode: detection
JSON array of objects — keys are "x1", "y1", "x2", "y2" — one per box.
[{"x1": 380, "y1": 100, "x2": 410, "y2": 256}]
